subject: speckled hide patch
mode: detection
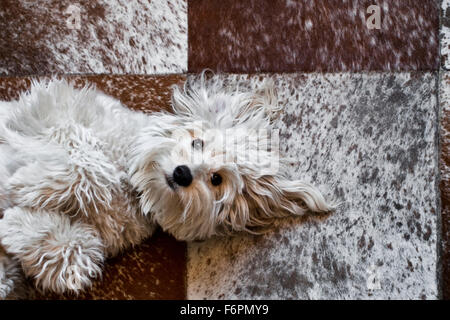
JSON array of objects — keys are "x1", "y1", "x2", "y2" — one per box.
[
  {"x1": 0, "y1": 75, "x2": 187, "y2": 300},
  {"x1": 187, "y1": 73, "x2": 439, "y2": 299},
  {"x1": 440, "y1": 72, "x2": 450, "y2": 300},
  {"x1": 442, "y1": 1, "x2": 450, "y2": 69},
  {"x1": 0, "y1": 0, "x2": 187, "y2": 75},
  {"x1": 189, "y1": 0, "x2": 439, "y2": 72}
]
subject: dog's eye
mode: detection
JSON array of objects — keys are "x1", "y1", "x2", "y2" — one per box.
[
  {"x1": 192, "y1": 139, "x2": 204, "y2": 150},
  {"x1": 211, "y1": 173, "x2": 222, "y2": 186}
]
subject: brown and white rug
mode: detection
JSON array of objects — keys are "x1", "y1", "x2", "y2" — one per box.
[{"x1": 0, "y1": 0, "x2": 447, "y2": 300}]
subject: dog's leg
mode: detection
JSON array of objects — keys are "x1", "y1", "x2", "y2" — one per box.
[
  {"x1": 3, "y1": 120, "x2": 123, "y2": 217},
  {"x1": 6, "y1": 149, "x2": 120, "y2": 217},
  {"x1": 0, "y1": 207, "x2": 104, "y2": 294},
  {"x1": 0, "y1": 100, "x2": 13, "y2": 122}
]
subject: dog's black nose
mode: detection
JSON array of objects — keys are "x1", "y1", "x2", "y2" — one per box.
[{"x1": 173, "y1": 165, "x2": 193, "y2": 187}]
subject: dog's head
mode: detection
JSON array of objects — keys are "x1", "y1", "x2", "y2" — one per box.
[{"x1": 129, "y1": 74, "x2": 333, "y2": 241}]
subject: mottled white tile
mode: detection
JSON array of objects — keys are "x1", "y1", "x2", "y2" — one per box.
[
  {"x1": 0, "y1": 0, "x2": 187, "y2": 75},
  {"x1": 442, "y1": 0, "x2": 450, "y2": 69},
  {"x1": 187, "y1": 73, "x2": 439, "y2": 299}
]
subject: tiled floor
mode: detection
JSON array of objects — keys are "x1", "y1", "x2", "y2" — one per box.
[{"x1": 0, "y1": 0, "x2": 448, "y2": 299}]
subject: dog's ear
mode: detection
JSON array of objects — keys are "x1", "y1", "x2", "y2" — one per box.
[
  {"x1": 232, "y1": 79, "x2": 281, "y2": 128},
  {"x1": 171, "y1": 74, "x2": 280, "y2": 129},
  {"x1": 242, "y1": 175, "x2": 335, "y2": 229}
]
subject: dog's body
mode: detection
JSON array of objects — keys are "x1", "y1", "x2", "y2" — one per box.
[
  {"x1": 0, "y1": 81, "x2": 155, "y2": 296},
  {"x1": 0, "y1": 77, "x2": 334, "y2": 297}
]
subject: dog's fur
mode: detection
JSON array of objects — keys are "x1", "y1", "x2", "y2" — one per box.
[{"x1": 0, "y1": 75, "x2": 334, "y2": 297}]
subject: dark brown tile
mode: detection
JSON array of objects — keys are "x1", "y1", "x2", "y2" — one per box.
[
  {"x1": 441, "y1": 72, "x2": 450, "y2": 300},
  {"x1": 0, "y1": 75, "x2": 186, "y2": 113},
  {"x1": 0, "y1": 75, "x2": 187, "y2": 300},
  {"x1": 188, "y1": 0, "x2": 439, "y2": 72}
]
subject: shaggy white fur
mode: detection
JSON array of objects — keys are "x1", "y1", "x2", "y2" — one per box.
[{"x1": 0, "y1": 75, "x2": 334, "y2": 297}]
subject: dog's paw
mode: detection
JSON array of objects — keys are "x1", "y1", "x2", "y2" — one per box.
[
  {"x1": 0, "y1": 275, "x2": 15, "y2": 299},
  {"x1": 31, "y1": 232, "x2": 105, "y2": 295},
  {"x1": 0, "y1": 248, "x2": 20, "y2": 299},
  {"x1": 0, "y1": 207, "x2": 105, "y2": 294}
]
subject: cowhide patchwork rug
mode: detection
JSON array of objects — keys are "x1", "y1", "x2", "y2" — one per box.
[{"x1": 0, "y1": 0, "x2": 448, "y2": 300}]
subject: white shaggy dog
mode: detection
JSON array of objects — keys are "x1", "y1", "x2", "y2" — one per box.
[{"x1": 0, "y1": 75, "x2": 333, "y2": 297}]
